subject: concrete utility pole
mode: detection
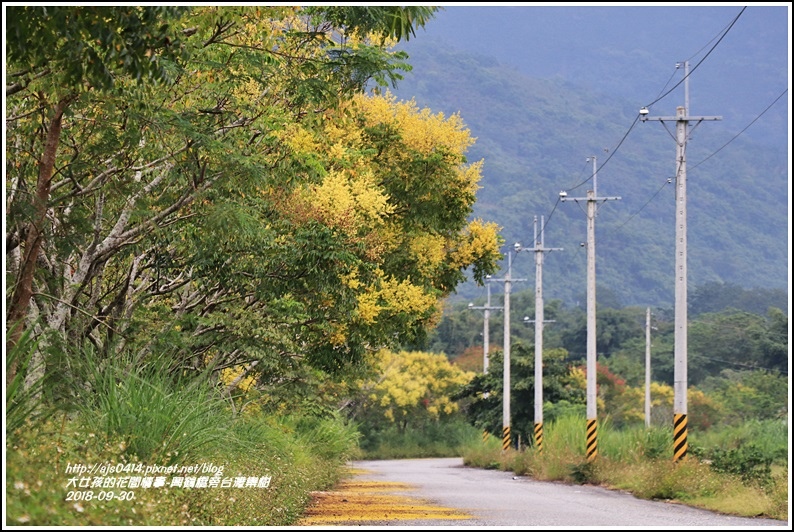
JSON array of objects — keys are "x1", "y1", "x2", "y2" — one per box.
[
  {"x1": 469, "y1": 278, "x2": 503, "y2": 443},
  {"x1": 468, "y1": 278, "x2": 503, "y2": 374},
  {"x1": 645, "y1": 307, "x2": 652, "y2": 428},
  {"x1": 491, "y1": 248, "x2": 526, "y2": 451},
  {"x1": 560, "y1": 155, "x2": 621, "y2": 462},
  {"x1": 525, "y1": 215, "x2": 562, "y2": 453},
  {"x1": 640, "y1": 60, "x2": 721, "y2": 462}
]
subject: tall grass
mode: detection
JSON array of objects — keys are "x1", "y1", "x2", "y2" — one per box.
[
  {"x1": 6, "y1": 327, "x2": 48, "y2": 436},
  {"x1": 73, "y1": 346, "x2": 230, "y2": 464},
  {"x1": 358, "y1": 418, "x2": 482, "y2": 459},
  {"x1": 181, "y1": 414, "x2": 360, "y2": 526},
  {"x1": 6, "y1": 342, "x2": 362, "y2": 526},
  {"x1": 690, "y1": 418, "x2": 788, "y2": 464},
  {"x1": 293, "y1": 414, "x2": 361, "y2": 462}
]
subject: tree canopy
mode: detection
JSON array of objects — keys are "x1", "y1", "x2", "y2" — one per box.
[{"x1": 5, "y1": 6, "x2": 501, "y2": 411}]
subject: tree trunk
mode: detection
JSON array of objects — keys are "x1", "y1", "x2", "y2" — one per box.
[{"x1": 6, "y1": 95, "x2": 71, "y2": 386}]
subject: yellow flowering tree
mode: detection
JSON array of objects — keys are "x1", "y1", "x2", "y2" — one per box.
[
  {"x1": 352, "y1": 349, "x2": 475, "y2": 432},
  {"x1": 5, "y1": 5, "x2": 499, "y2": 418},
  {"x1": 273, "y1": 89, "x2": 503, "y2": 371}
]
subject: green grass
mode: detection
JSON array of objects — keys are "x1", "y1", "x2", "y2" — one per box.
[
  {"x1": 356, "y1": 418, "x2": 483, "y2": 459},
  {"x1": 74, "y1": 352, "x2": 232, "y2": 465},
  {"x1": 7, "y1": 338, "x2": 787, "y2": 525},
  {"x1": 457, "y1": 415, "x2": 788, "y2": 522},
  {"x1": 5, "y1": 347, "x2": 360, "y2": 526},
  {"x1": 6, "y1": 412, "x2": 359, "y2": 526}
]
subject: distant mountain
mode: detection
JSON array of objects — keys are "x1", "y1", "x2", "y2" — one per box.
[
  {"x1": 389, "y1": 31, "x2": 789, "y2": 309},
  {"x1": 397, "y1": 6, "x2": 789, "y2": 147}
]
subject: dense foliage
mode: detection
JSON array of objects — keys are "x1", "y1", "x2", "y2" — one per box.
[
  {"x1": 5, "y1": 5, "x2": 500, "y2": 408},
  {"x1": 5, "y1": 6, "x2": 504, "y2": 526},
  {"x1": 426, "y1": 283, "x2": 788, "y2": 383},
  {"x1": 432, "y1": 282, "x2": 787, "y2": 445},
  {"x1": 4, "y1": 6, "x2": 788, "y2": 526}
]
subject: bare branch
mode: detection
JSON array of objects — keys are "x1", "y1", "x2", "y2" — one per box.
[
  {"x1": 6, "y1": 69, "x2": 51, "y2": 96},
  {"x1": 223, "y1": 360, "x2": 259, "y2": 396},
  {"x1": 32, "y1": 291, "x2": 120, "y2": 334},
  {"x1": 5, "y1": 105, "x2": 45, "y2": 122}
]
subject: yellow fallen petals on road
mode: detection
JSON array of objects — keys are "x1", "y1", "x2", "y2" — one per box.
[{"x1": 296, "y1": 477, "x2": 472, "y2": 525}]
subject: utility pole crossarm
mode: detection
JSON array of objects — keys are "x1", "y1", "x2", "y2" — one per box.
[
  {"x1": 640, "y1": 115, "x2": 722, "y2": 122},
  {"x1": 468, "y1": 279, "x2": 505, "y2": 375},
  {"x1": 523, "y1": 317, "x2": 555, "y2": 324},
  {"x1": 560, "y1": 195, "x2": 622, "y2": 202}
]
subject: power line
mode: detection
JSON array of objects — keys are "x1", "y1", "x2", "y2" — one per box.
[
  {"x1": 613, "y1": 176, "x2": 673, "y2": 231},
  {"x1": 537, "y1": 158, "x2": 589, "y2": 237},
  {"x1": 565, "y1": 116, "x2": 642, "y2": 194},
  {"x1": 644, "y1": 7, "x2": 745, "y2": 110},
  {"x1": 546, "y1": 7, "x2": 745, "y2": 233},
  {"x1": 689, "y1": 352, "x2": 788, "y2": 376},
  {"x1": 652, "y1": 65, "x2": 681, "y2": 104},
  {"x1": 690, "y1": 88, "x2": 788, "y2": 171},
  {"x1": 512, "y1": 5, "x2": 774, "y2": 311}
]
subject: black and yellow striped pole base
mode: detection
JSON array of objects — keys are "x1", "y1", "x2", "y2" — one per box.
[
  {"x1": 534, "y1": 422, "x2": 543, "y2": 454},
  {"x1": 482, "y1": 430, "x2": 489, "y2": 443},
  {"x1": 502, "y1": 426, "x2": 511, "y2": 451},
  {"x1": 586, "y1": 418, "x2": 598, "y2": 462},
  {"x1": 673, "y1": 413, "x2": 688, "y2": 462}
]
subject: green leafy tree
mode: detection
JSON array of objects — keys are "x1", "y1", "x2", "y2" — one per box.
[
  {"x1": 759, "y1": 307, "x2": 788, "y2": 372},
  {"x1": 454, "y1": 343, "x2": 585, "y2": 446},
  {"x1": 5, "y1": 6, "x2": 189, "y2": 382},
  {"x1": 688, "y1": 310, "x2": 771, "y2": 384},
  {"x1": 698, "y1": 369, "x2": 788, "y2": 424},
  {"x1": 6, "y1": 5, "x2": 505, "y2": 418},
  {"x1": 689, "y1": 281, "x2": 787, "y2": 317},
  {"x1": 560, "y1": 306, "x2": 645, "y2": 361},
  {"x1": 5, "y1": 6, "x2": 188, "y2": 93}
]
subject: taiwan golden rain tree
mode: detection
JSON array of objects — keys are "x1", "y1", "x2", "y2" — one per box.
[
  {"x1": 351, "y1": 349, "x2": 475, "y2": 433},
  {"x1": 5, "y1": 5, "x2": 503, "y2": 418},
  {"x1": 5, "y1": 6, "x2": 442, "y2": 400}
]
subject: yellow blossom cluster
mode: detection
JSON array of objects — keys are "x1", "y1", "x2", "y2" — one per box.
[
  {"x1": 407, "y1": 233, "x2": 446, "y2": 276},
  {"x1": 650, "y1": 381, "x2": 674, "y2": 407},
  {"x1": 355, "y1": 270, "x2": 437, "y2": 325},
  {"x1": 354, "y1": 92, "x2": 474, "y2": 156},
  {"x1": 328, "y1": 323, "x2": 348, "y2": 346},
  {"x1": 448, "y1": 218, "x2": 502, "y2": 270},
  {"x1": 364, "y1": 349, "x2": 475, "y2": 424},
  {"x1": 291, "y1": 169, "x2": 393, "y2": 237},
  {"x1": 219, "y1": 365, "x2": 257, "y2": 393},
  {"x1": 278, "y1": 122, "x2": 319, "y2": 155}
]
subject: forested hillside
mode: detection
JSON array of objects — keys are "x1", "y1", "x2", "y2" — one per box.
[{"x1": 391, "y1": 36, "x2": 789, "y2": 308}]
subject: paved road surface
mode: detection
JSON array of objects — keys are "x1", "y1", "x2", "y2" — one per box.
[{"x1": 342, "y1": 457, "x2": 788, "y2": 527}]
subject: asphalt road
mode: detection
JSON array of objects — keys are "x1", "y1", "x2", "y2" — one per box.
[{"x1": 348, "y1": 457, "x2": 789, "y2": 528}]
